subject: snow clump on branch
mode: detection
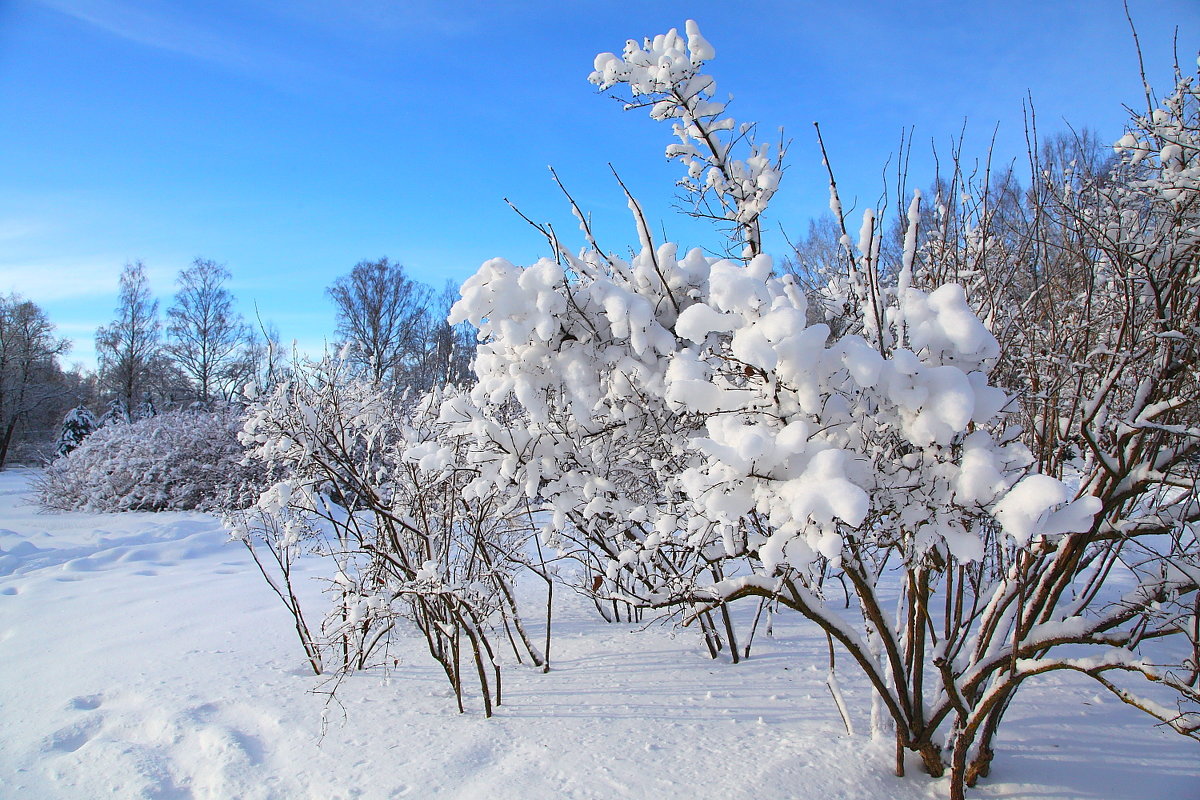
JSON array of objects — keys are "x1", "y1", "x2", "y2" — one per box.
[
  {"x1": 589, "y1": 20, "x2": 783, "y2": 258},
  {"x1": 448, "y1": 234, "x2": 1097, "y2": 598}
]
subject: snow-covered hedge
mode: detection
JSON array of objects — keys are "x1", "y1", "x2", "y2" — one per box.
[{"x1": 36, "y1": 407, "x2": 251, "y2": 513}]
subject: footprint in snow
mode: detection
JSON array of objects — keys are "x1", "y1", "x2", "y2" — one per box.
[
  {"x1": 43, "y1": 716, "x2": 102, "y2": 753},
  {"x1": 188, "y1": 702, "x2": 220, "y2": 721},
  {"x1": 69, "y1": 694, "x2": 104, "y2": 711}
]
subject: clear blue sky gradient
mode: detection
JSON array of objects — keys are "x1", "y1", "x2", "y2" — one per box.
[{"x1": 1, "y1": 0, "x2": 1197, "y2": 369}]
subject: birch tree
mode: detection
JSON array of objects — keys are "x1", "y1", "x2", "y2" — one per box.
[
  {"x1": 327, "y1": 258, "x2": 431, "y2": 388},
  {"x1": 96, "y1": 261, "x2": 161, "y2": 413},
  {"x1": 166, "y1": 258, "x2": 253, "y2": 404}
]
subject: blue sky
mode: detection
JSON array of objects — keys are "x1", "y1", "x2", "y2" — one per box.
[{"x1": 1, "y1": 0, "x2": 1196, "y2": 369}]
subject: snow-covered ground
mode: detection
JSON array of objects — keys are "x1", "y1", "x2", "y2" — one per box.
[{"x1": 0, "y1": 468, "x2": 1195, "y2": 800}]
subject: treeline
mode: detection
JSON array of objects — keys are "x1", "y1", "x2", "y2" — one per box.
[
  {"x1": 0, "y1": 295, "x2": 76, "y2": 467},
  {"x1": 0, "y1": 256, "x2": 475, "y2": 470}
]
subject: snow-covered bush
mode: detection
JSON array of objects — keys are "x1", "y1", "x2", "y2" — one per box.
[
  {"x1": 37, "y1": 406, "x2": 248, "y2": 512},
  {"x1": 55, "y1": 404, "x2": 98, "y2": 457},
  {"x1": 231, "y1": 19, "x2": 1197, "y2": 797},
  {"x1": 446, "y1": 21, "x2": 1198, "y2": 800},
  {"x1": 910, "y1": 70, "x2": 1200, "y2": 792},
  {"x1": 448, "y1": 181, "x2": 1101, "y2": 771},
  {"x1": 232, "y1": 359, "x2": 548, "y2": 711}
]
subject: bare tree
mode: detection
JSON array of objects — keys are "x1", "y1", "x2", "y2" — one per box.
[
  {"x1": 165, "y1": 258, "x2": 252, "y2": 404},
  {"x1": 778, "y1": 214, "x2": 857, "y2": 332},
  {"x1": 247, "y1": 315, "x2": 288, "y2": 396},
  {"x1": 96, "y1": 261, "x2": 161, "y2": 413},
  {"x1": 327, "y1": 258, "x2": 431, "y2": 387},
  {"x1": 0, "y1": 295, "x2": 70, "y2": 468},
  {"x1": 409, "y1": 281, "x2": 476, "y2": 391}
]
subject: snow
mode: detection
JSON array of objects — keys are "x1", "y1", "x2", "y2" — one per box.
[
  {"x1": 0, "y1": 469, "x2": 1196, "y2": 799},
  {"x1": 684, "y1": 19, "x2": 715, "y2": 63},
  {"x1": 992, "y1": 474, "x2": 1100, "y2": 545},
  {"x1": 588, "y1": 22, "x2": 781, "y2": 255},
  {"x1": 902, "y1": 283, "x2": 1000, "y2": 367},
  {"x1": 674, "y1": 302, "x2": 738, "y2": 343}
]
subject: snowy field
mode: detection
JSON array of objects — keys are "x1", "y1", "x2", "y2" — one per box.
[{"x1": 0, "y1": 468, "x2": 1195, "y2": 800}]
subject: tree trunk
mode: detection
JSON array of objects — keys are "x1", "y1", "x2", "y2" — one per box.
[{"x1": 0, "y1": 416, "x2": 18, "y2": 470}]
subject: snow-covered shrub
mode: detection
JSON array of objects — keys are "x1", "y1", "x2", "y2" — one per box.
[
  {"x1": 794, "y1": 59, "x2": 1200, "y2": 794},
  {"x1": 37, "y1": 406, "x2": 248, "y2": 512},
  {"x1": 55, "y1": 404, "x2": 98, "y2": 457},
  {"x1": 229, "y1": 19, "x2": 1197, "y2": 796},
  {"x1": 448, "y1": 187, "x2": 1102, "y2": 760},
  {"x1": 917, "y1": 70, "x2": 1200, "y2": 790},
  {"x1": 445, "y1": 20, "x2": 1198, "y2": 800},
  {"x1": 233, "y1": 359, "x2": 547, "y2": 711}
]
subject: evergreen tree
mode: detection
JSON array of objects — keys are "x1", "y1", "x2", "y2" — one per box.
[
  {"x1": 134, "y1": 391, "x2": 157, "y2": 421},
  {"x1": 56, "y1": 404, "x2": 98, "y2": 457},
  {"x1": 99, "y1": 396, "x2": 129, "y2": 427}
]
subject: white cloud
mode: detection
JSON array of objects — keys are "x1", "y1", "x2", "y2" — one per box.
[{"x1": 34, "y1": 0, "x2": 312, "y2": 85}]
